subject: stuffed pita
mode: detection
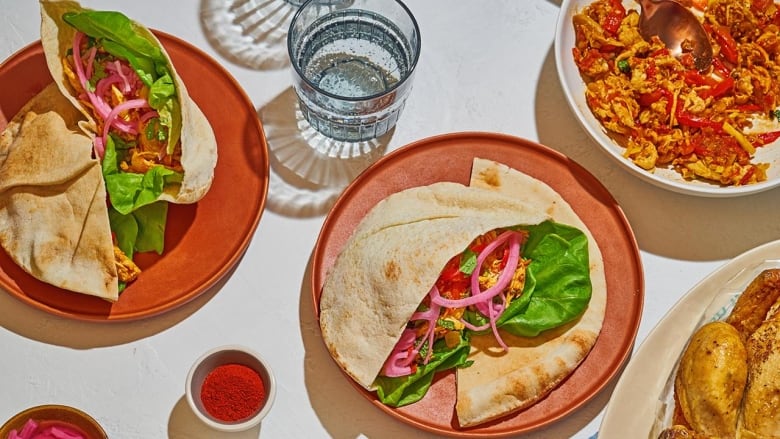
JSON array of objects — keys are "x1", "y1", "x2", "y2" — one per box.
[
  {"x1": 318, "y1": 158, "x2": 606, "y2": 428},
  {"x1": 0, "y1": 2, "x2": 219, "y2": 300}
]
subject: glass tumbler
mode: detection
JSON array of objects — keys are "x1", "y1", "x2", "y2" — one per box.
[{"x1": 287, "y1": 0, "x2": 421, "y2": 142}]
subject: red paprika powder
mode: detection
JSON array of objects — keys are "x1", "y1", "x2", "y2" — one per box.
[{"x1": 200, "y1": 363, "x2": 266, "y2": 422}]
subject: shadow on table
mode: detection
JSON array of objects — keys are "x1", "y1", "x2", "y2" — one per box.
[
  {"x1": 257, "y1": 87, "x2": 389, "y2": 218},
  {"x1": 297, "y1": 254, "x2": 610, "y2": 439},
  {"x1": 0, "y1": 266, "x2": 234, "y2": 348},
  {"x1": 168, "y1": 396, "x2": 264, "y2": 438},
  {"x1": 535, "y1": 45, "x2": 780, "y2": 262},
  {"x1": 199, "y1": 0, "x2": 298, "y2": 71}
]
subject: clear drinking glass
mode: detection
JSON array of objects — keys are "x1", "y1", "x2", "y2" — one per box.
[{"x1": 287, "y1": 0, "x2": 421, "y2": 142}]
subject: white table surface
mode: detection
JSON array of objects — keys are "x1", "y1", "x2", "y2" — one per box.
[{"x1": 1, "y1": 1, "x2": 779, "y2": 438}]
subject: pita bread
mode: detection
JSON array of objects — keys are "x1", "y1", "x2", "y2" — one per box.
[
  {"x1": 320, "y1": 182, "x2": 549, "y2": 388},
  {"x1": 0, "y1": 85, "x2": 118, "y2": 301},
  {"x1": 319, "y1": 159, "x2": 606, "y2": 428},
  {"x1": 39, "y1": 0, "x2": 217, "y2": 204},
  {"x1": 455, "y1": 158, "x2": 607, "y2": 427}
]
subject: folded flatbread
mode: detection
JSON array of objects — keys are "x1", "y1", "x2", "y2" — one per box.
[
  {"x1": 456, "y1": 158, "x2": 607, "y2": 427},
  {"x1": 0, "y1": 85, "x2": 118, "y2": 301},
  {"x1": 319, "y1": 158, "x2": 607, "y2": 427},
  {"x1": 320, "y1": 182, "x2": 549, "y2": 388},
  {"x1": 40, "y1": 0, "x2": 217, "y2": 203}
]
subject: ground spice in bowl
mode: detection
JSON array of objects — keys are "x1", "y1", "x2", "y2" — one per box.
[
  {"x1": 200, "y1": 363, "x2": 266, "y2": 422},
  {"x1": 186, "y1": 345, "x2": 276, "y2": 432}
]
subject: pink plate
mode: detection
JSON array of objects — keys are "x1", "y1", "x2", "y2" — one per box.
[
  {"x1": 311, "y1": 132, "x2": 644, "y2": 436},
  {"x1": 0, "y1": 32, "x2": 269, "y2": 321}
]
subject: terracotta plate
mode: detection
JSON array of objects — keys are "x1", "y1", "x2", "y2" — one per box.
[
  {"x1": 311, "y1": 132, "x2": 644, "y2": 437},
  {"x1": 600, "y1": 240, "x2": 780, "y2": 437},
  {"x1": 0, "y1": 32, "x2": 269, "y2": 321}
]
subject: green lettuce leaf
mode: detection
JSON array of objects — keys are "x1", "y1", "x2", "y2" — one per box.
[
  {"x1": 102, "y1": 135, "x2": 182, "y2": 215},
  {"x1": 108, "y1": 202, "x2": 167, "y2": 258},
  {"x1": 102, "y1": 137, "x2": 172, "y2": 256},
  {"x1": 62, "y1": 11, "x2": 165, "y2": 63},
  {"x1": 374, "y1": 332, "x2": 472, "y2": 407},
  {"x1": 149, "y1": 72, "x2": 182, "y2": 155},
  {"x1": 462, "y1": 221, "x2": 592, "y2": 337},
  {"x1": 497, "y1": 221, "x2": 592, "y2": 337},
  {"x1": 108, "y1": 207, "x2": 138, "y2": 260},
  {"x1": 100, "y1": 40, "x2": 156, "y2": 86}
]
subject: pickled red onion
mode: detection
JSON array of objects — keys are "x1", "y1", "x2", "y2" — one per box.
[
  {"x1": 91, "y1": 75, "x2": 138, "y2": 135},
  {"x1": 107, "y1": 60, "x2": 132, "y2": 93},
  {"x1": 72, "y1": 32, "x2": 112, "y2": 122},
  {"x1": 7, "y1": 418, "x2": 87, "y2": 439},
  {"x1": 95, "y1": 75, "x2": 123, "y2": 99},
  {"x1": 139, "y1": 110, "x2": 159, "y2": 125},
  {"x1": 84, "y1": 46, "x2": 97, "y2": 79},
  {"x1": 101, "y1": 99, "x2": 149, "y2": 152},
  {"x1": 71, "y1": 32, "x2": 88, "y2": 92},
  {"x1": 71, "y1": 31, "x2": 147, "y2": 158},
  {"x1": 381, "y1": 230, "x2": 524, "y2": 377},
  {"x1": 93, "y1": 136, "x2": 105, "y2": 160},
  {"x1": 381, "y1": 328, "x2": 418, "y2": 377},
  {"x1": 429, "y1": 231, "x2": 521, "y2": 309}
]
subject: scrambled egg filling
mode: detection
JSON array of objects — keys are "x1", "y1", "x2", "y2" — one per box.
[
  {"x1": 573, "y1": 0, "x2": 780, "y2": 186},
  {"x1": 62, "y1": 50, "x2": 184, "y2": 174},
  {"x1": 113, "y1": 246, "x2": 141, "y2": 283}
]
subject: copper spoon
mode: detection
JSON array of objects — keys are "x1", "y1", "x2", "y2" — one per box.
[{"x1": 637, "y1": 0, "x2": 713, "y2": 71}]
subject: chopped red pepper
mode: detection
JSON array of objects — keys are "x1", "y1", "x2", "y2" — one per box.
[
  {"x1": 437, "y1": 257, "x2": 469, "y2": 293},
  {"x1": 739, "y1": 166, "x2": 757, "y2": 185},
  {"x1": 638, "y1": 89, "x2": 665, "y2": 106},
  {"x1": 601, "y1": 0, "x2": 626, "y2": 35},
  {"x1": 679, "y1": 53, "x2": 696, "y2": 70},
  {"x1": 682, "y1": 70, "x2": 734, "y2": 99},
  {"x1": 638, "y1": 88, "x2": 673, "y2": 114},
  {"x1": 754, "y1": 131, "x2": 780, "y2": 146},
  {"x1": 734, "y1": 104, "x2": 763, "y2": 113},
  {"x1": 711, "y1": 58, "x2": 732, "y2": 77},
  {"x1": 708, "y1": 25, "x2": 739, "y2": 64},
  {"x1": 676, "y1": 110, "x2": 724, "y2": 131},
  {"x1": 682, "y1": 70, "x2": 713, "y2": 86},
  {"x1": 701, "y1": 77, "x2": 734, "y2": 99}
]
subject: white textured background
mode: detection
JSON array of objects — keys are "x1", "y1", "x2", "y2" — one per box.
[{"x1": 1, "y1": 1, "x2": 778, "y2": 438}]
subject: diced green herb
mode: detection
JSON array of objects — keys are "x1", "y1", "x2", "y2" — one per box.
[
  {"x1": 617, "y1": 59, "x2": 630, "y2": 74},
  {"x1": 436, "y1": 319, "x2": 457, "y2": 330}
]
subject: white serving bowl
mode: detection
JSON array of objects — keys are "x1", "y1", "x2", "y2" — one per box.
[
  {"x1": 185, "y1": 345, "x2": 276, "y2": 432},
  {"x1": 555, "y1": 0, "x2": 780, "y2": 197}
]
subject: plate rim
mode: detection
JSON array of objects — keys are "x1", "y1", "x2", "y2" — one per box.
[
  {"x1": 310, "y1": 131, "x2": 644, "y2": 437},
  {"x1": 0, "y1": 30, "x2": 269, "y2": 322}
]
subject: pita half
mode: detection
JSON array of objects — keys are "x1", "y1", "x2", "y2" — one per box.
[
  {"x1": 454, "y1": 158, "x2": 607, "y2": 427},
  {"x1": 0, "y1": 84, "x2": 118, "y2": 301}
]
